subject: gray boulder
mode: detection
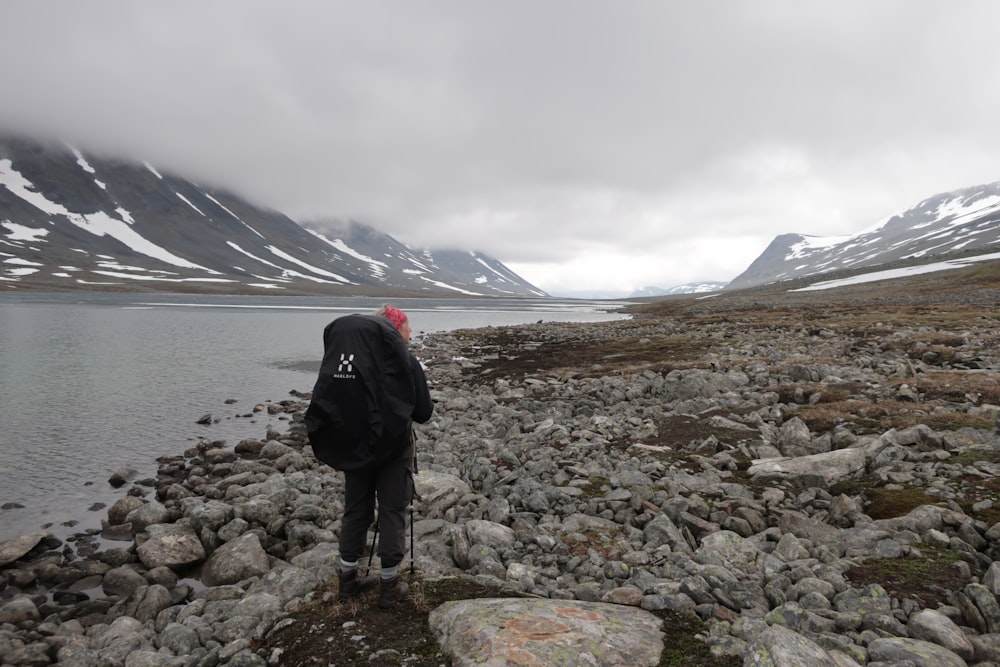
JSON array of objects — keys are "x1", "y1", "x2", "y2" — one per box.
[
  {"x1": 201, "y1": 532, "x2": 271, "y2": 586},
  {"x1": 136, "y1": 522, "x2": 207, "y2": 570},
  {"x1": 867, "y1": 637, "x2": 969, "y2": 667},
  {"x1": 744, "y1": 624, "x2": 844, "y2": 666}
]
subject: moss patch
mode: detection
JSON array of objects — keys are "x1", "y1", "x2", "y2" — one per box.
[
  {"x1": 844, "y1": 546, "x2": 976, "y2": 609},
  {"x1": 256, "y1": 574, "x2": 736, "y2": 666},
  {"x1": 577, "y1": 476, "x2": 611, "y2": 499},
  {"x1": 257, "y1": 576, "x2": 507, "y2": 666},
  {"x1": 653, "y1": 609, "x2": 741, "y2": 667},
  {"x1": 788, "y1": 397, "x2": 995, "y2": 435},
  {"x1": 648, "y1": 414, "x2": 757, "y2": 450},
  {"x1": 453, "y1": 324, "x2": 710, "y2": 383},
  {"x1": 860, "y1": 485, "x2": 943, "y2": 520}
]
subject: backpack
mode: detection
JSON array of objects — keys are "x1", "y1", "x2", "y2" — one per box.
[{"x1": 305, "y1": 314, "x2": 416, "y2": 471}]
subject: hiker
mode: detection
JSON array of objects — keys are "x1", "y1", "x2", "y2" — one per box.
[{"x1": 304, "y1": 305, "x2": 433, "y2": 608}]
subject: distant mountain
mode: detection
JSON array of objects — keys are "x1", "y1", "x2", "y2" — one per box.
[
  {"x1": 727, "y1": 181, "x2": 1000, "y2": 290},
  {"x1": 630, "y1": 282, "x2": 727, "y2": 298},
  {"x1": 0, "y1": 135, "x2": 546, "y2": 297},
  {"x1": 296, "y1": 219, "x2": 543, "y2": 297}
]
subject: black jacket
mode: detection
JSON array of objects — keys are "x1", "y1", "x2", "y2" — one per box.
[{"x1": 305, "y1": 315, "x2": 433, "y2": 471}]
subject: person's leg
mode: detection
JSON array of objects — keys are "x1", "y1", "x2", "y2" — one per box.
[
  {"x1": 338, "y1": 468, "x2": 379, "y2": 601},
  {"x1": 339, "y1": 468, "x2": 377, "y2": 565},
  {"x1": 374, "y1": 442, "x2": 414, "y2": 569},
  {"x1": 375, "y1": 442, "x2": 414, "y2": 607}
]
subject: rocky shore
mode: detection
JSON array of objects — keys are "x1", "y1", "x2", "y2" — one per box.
[{"x1": 2, "y1": 286, "x2": 1000, "y2": 666}]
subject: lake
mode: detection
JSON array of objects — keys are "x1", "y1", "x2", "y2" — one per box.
[{"x1": 0, "y1": 292, "x2": 628, "y2": 542}]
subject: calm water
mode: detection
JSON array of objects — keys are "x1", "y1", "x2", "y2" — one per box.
[{"x1": 0, "y1": 292, "x2": 627, "y2": 542}]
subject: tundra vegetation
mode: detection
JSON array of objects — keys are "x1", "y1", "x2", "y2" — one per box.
[{"x1": 261, "y1": 260, "x2": 1000, "y2": 665}]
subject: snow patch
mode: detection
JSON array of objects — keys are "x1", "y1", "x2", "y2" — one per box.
[
  {"x1": 116, "y1": 207, "x2": 135, "y2": 224},
  {"x1": 418, "y1": 276, "x2": 485, "y2": 296},
  {"x1": 71, "y1": 147, "x2": 95, "y2": 174},
  {"x1": 475, "y1": 255, "x2": 513, "y2": 281},
  {"x1": 69, "y1": 147, "x2": 108, "y2": 190},
  {"x1": 786, "y1": 234, "x2": 852, "y2": 260},
  {"x1": 934, "y1": 194, "x2": 1000, "y2": 225},
  {"x1": 0, "y1": 160, "x2": 214, "y2": 272},
  {"x1": 228, "y1": 242, "x2": 283, "y2": 270},
  {"x1": 407, "y1": 255, "x2": 435, "y2": 272},
  {"x1": 96, "y1": 259, "x2": 176, "y2": 275},
  {"x1": 792, "y1": 252, "x2": 1000, "y2": 292},
  {"x1": 308, "y1": 230, "x2": 389, "y2": 278},
  {"x1": 266, "y1": 245, "x2": 355, "y2": 283},
  {"x1": 176, "y1": 193, "x2": 206, "y2": 217},
  {"x1": 3, "y1": 266, "x2": 38, "y2": 277},
  {"x1": 92, "y1": 270, "x2": 236, "y2": 283},
  {"x1": 2, "y1": 221, "x2": 50, "y2": 242},
  {"x1": 205, "y1": 194, "x2": 264, "y2": 238}
]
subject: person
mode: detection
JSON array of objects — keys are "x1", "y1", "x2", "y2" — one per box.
[{"x1": 306, "y1": 305, "x2": 433, "y2": 608}]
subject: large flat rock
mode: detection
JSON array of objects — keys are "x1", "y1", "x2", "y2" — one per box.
[
  {"x1": 0, "y1": 531, "x2": 48, "y2": 567},
  {"x1": 429, "y1": 597, "x2": 664, "y2": 666}
]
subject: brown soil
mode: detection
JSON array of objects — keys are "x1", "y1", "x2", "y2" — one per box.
[{"x1": 451, "y1": 323, "x2": 710, "y2": 382}]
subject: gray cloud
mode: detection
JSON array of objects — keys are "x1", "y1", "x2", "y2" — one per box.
[{"x1": 2, "y1": 1, "x2": 999, "y2": 295}]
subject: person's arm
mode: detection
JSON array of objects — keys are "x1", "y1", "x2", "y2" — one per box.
[{"x1": 410, "y1": 354, "x2": 433, "y2": 423}]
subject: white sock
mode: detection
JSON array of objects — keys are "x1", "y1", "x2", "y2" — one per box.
[
  {"x1": 339, "y1": 558, "x2": 359, "y2": 574},
  {"x1": 381, "y1": 565, "x2": 398, "y2": 580}
]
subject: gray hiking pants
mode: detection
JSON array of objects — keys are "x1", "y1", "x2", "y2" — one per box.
[{"x1": 338, "y1": 439, "x2": 414, "y2": 569}]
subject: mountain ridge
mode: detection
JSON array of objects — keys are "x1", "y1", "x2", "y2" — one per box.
[
  {"x1": 726, "y1": 180, "x2": 1000, "y2": 290},
  {"x1": 630, "y1": 282, "x2": 727, "y2": 297},
  {"x1": 0, "y1": 135, "x2": 546, "y2": 297},
  {"x1": 5, "y1": 133, "x2": 999, "y2": 298}
]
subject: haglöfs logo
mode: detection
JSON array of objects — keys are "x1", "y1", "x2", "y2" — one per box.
[{"x1": 338, "y1": 353, "x2": 355, "y2": 373}]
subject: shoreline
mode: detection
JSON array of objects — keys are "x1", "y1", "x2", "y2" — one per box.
[{"x1": 0, "y1": 294, "x2": 630, "y2": 545}]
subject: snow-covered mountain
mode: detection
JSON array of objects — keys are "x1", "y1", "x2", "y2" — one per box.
[
  {"x1": 631, "y1": 282, "x2": 727, "y2": 298},
  {"x1": 0, "y1": 136, "x2": 546, "y2": 297},
  {"x1": 297, "y1": 219, "x2": 542, "y2": 297},
  {"x1": 727, "y1": 181, "x2": 1000, "y2": 290}
]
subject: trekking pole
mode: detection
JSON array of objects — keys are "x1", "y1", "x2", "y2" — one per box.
[
  {"x1": 366, "y1": 509, "x2": 379, "y2": 575},
  {"x1": 410, "y1": 433, "x2": 418, "y2": 576}
]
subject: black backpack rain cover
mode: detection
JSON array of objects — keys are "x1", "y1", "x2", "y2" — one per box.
[{"x1": 305, "y1": 314, "x2": 416, "y2": 471}]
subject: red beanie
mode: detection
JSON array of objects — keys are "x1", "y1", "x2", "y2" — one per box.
[{"x1": 383, "y1": 305, "x2": 408, "y2": 331}]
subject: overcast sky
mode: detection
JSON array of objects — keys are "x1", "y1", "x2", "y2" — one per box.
[{"x1": 3, "y1": 1, "x2": 999, "y2": 297}]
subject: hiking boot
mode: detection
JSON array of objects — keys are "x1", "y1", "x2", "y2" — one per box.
[
  {"x1": 338, "y1": 569, "x2": 378, "y2": 602},
  {"x1": 378, "y1": 575, "x2": 409, "y2": 608}
]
